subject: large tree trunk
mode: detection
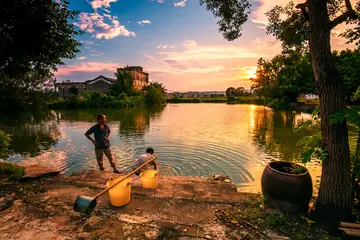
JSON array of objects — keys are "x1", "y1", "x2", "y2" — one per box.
[{"x1": 308, "y1": 0, "x2": 353, "y2": 231}]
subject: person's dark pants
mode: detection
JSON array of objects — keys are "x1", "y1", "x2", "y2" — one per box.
[{"x1": 95, "y1": 148, "x2": 116, "y2": 169}]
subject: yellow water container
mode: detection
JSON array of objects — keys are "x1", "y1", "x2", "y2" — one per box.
[
  {"x1": 106, "y1": 177, "x2": 132, "y2": 207},
  {"x1": 140, "y1": 170, "x2": 159, "y2": 188}
]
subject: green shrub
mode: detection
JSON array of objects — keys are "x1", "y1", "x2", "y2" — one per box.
[
  {"x1": 142, "y1": 82, "x2": 167, "y2": 105},
  {"x1": 167, "y1": 98, "x2": 201, "y2": 103},
  {"x1": 0, "y1": 162, "x2": 24, "y2": 180},
  {"x1": 116, "y1": 92, "x2": 128, "y2": 100},
  {"x1": 202, "y1": 98, "x2": 226, "y2": 103},
  {"x1": 227, "y1": 96, "x2": 236, "y2": 103},
  {"x1": 265, "y1": 98, "x2": 292, "y2": 110},
  {"x1": 0, "y1": 130, "x2": 11, "y2": 159}
]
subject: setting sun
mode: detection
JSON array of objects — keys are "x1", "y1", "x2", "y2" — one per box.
[{"x1": 245, "y1": 67, "x2": 257, "y2": 79}]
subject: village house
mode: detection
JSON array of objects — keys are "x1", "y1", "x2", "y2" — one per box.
[{"x1": 55, "y1": 66, "x2": 149, "y2": 97}]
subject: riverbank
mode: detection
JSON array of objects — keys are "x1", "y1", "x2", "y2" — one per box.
[
  {"x1": 0, "y1": 162, "x2": 338, "y2": 240},
  {"x1": 167, "y1": 97, "x2": 318, "y2": 113},
  {"x1": 47, "y1": 95, "x2": 319, "y2": 113}
]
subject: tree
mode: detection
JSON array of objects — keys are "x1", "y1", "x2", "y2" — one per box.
[
  {"x1": 201, "y1": 0, "x2": 359, "y2": 230},
  {"x1": 234, "y1": 87, "x2": 245, "y2": 96},
  {"x1": 0, "y1": 69, "x2": 56, "y2": 110},
  {"x1": 266, "y1": 0, "x2": 358, "y2": 230},
  {"x1": 111, "y1": 69, "x2": 134, "y2": 97},
  {"x1": 0, "y1": 0, "x2": 81, "y2": 110},
  {"x1": 333, "y1": 49, "x2": 360, "y2": 104},
  {"x1": 141, "y1": 82, "x2": 167, "y2": 105},
  {"x1": 353, "y1": 86, "x2": 360, "y2": 104},
  {"x1": 250, "y1": 48, "x2": 316, "y2": 102},
  {"x1": 225, "y1": 87, "x2": 236, "y2": 96}
]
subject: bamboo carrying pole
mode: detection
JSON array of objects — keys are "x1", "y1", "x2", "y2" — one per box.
[{"x1": 94, "y1": 155, "x2": 159, "y2": 199}]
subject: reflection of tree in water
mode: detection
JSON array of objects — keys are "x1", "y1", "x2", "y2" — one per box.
[
  {"x1": 55, "y1": 106, "x2": 165, "y2": 137},
  {"x1": 251, "y1": 107, "x2": 314, "y2": 161},
  {"x1": 118, "y1": 106, "x2": 165, "y2": 136},
  {"x1": 0, "y1": 110, "x2": 61, "y2": 157}
]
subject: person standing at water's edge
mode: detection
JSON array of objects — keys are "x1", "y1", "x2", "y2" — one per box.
[{"x1": 85, "y1": 114, "x2": 121, "y2": 173}]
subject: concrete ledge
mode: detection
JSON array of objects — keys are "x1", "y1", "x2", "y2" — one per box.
[{"x1": 22, "y1": 165, "x2": 61, "y2": 179}]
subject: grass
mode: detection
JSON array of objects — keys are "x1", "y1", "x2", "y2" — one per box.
[
  {"x1": 0, "y1": 162, "x2": 25, "y2": 181},
  {"x1": 216, "y1": 194, "x2": 340, "y2": 240},
  {"x1": 0, "y1": 162, "x2": 49, "y2": 211}
]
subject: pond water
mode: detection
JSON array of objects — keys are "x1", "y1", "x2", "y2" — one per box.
[{"x1": 1, "y1": 104, "x2": 322, "y2": 193}]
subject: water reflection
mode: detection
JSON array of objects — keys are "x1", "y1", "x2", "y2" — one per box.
[
  {"x1": 55, "y1": 106, "x2": 165, "y2": 137},
  {"x1": 251, "y1": 107, "x2": 314, "y2": 162},
  {"x1": 2, "y1": 104, "x2": 321, "y2": 193},
  {"x1": 0, "y1": 110, "x2": 60, "y2": 157}
]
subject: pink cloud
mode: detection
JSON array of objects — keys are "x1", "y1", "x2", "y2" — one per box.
[
  {"x1": 74, "y1": 12, "x2": 135, "y2": 39},
  {"x1": 144, "y1": 54, "x2": 161, "y2": 62},
  {"x1": 55, "y1": 62, "x2": 120, "y2": 76},
  {"x1": 88, "y1": 0, "x2": 118, "y2": 10},
  {"x1": 183, "y1": 40, "x2": 197, "y2": 49},
  {"x1": 74, "y1": 12, "x2": 104, "y2": 33},
  {"x1": 174, "y1": 0, "x2": 187, "y2": 7}
]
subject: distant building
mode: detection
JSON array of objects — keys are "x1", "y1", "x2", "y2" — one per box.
[
  {"x1": 55, "y1": 66, "x2": 149, "y2": 97},
  {"x1": 166, "y1": 93, "x2": 173, "y2": 99},
  {"x1": 304, "y1": 94, "x2": 318, "y2": 100},
  {"x1": 120, "y1": 66, "x2": 149, "y2": 91}
]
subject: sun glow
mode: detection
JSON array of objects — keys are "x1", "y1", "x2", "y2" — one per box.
[{"x1": 245, "y1": 67, "x2": 257, "y2": 79}]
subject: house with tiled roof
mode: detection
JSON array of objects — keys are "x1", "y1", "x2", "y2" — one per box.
[{"x1": 55, "y1": 66, "x2": 149, "y2": 97}]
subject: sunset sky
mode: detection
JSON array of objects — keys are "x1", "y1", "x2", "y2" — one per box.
[{"x1": 55, "y1": 0, "x2": 356, "y2": 92}]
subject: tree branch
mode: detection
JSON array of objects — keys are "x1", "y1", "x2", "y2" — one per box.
[
  {"x1": 295, "y1": 2, "x2": 308, "y2": 10},
  {"x1": 330, "y1": 0, "x2": 356, "y2": 29},
  {"x1": 296, "y1": 1, "x2": 309, "y2": 21}
]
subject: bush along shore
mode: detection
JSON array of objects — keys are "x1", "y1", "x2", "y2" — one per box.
[
  {"x1": 47, "y1": 94, "x2": 320, "y2": 113},
  {"x1": 47, "y1": 81, "x2": 167, "y2": 109},
  {"x1": 47, "y1": 94, "x2": 145, "y2": 109}
]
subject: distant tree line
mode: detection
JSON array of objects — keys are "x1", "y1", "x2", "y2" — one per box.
[{"x1": 225, "y1": 87, "x2": 252, "y2": 97}]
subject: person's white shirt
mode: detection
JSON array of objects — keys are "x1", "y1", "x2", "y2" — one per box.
[{"x1": 134, "y1": 153, "x2": 153, "y2": 170}]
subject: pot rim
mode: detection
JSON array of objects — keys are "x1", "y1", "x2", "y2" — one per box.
[{"x1": 267, "y1": 161, "x2": 309, "y2": 177}]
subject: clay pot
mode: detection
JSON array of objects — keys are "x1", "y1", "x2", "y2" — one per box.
[{"x1": 261, "y1": 161, "x2": 313, "y2": 213}]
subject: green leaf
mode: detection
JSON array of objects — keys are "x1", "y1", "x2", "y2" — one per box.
[
  {"x1": 313, "y1": 147, "x2": 328, "y2": 162},
  {"x1": 331, "y1": 107, "x2": 360, "y2": 128},
  {"x1": 300, "y1": 149, "x2": 314, "y2": 163},
  {"x1": 300, "y1": 215, "x2": 315, "y2": 226}
]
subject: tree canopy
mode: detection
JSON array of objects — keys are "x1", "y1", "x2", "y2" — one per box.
[
  {"x1": 141, "y1": 82, "x2": 167, "y2": 105},
  {"x1": 111, "y1": 69, "x2": 134, "y2": 97},
  {"x1": 0, "y1": 0, "x2": 81, "y2": 78},
  {"x1": 0, "y1": 0, "x2": 81, "y2": 111}
]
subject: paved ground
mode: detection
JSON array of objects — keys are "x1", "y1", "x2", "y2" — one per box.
[{"x1": 0, "y1": 167, "x2": 288, "y2": 240}]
